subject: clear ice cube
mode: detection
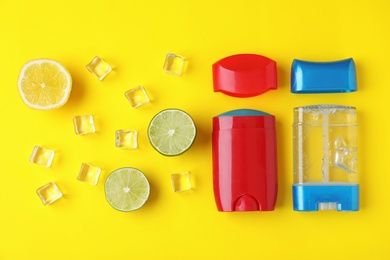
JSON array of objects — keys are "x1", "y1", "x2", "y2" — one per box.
[
  {"x1": 171, "y1": 171, "x2": 192, "y2": 192},
  {"x1": 36, "y1": 182, "x2": 63, "y2": 206},
  {"x1": 30, "y1": 146, "x2": 55, "y2": 167},
  {"x1": 73, "y1": 115, "x2": 96, "y2": 135},
  {"x1": 115, "y1": 130, "x2": 138, "y2": 149},
  {"x1": 124, "y1": 86, "x2": 150, "y2": 108},
  {"x1": 86, "y1": 56, "x2": 112, "y2": 80},
  {"x1": 163, "y1": 53, "x2": 184, "y2": 76},
  {"x1": 77, "y1": 163, "x2": 101, "y2": 185}
]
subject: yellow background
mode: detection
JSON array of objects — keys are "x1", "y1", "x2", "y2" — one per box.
[{"x1": 1, "y1": 0, "x2": 389, "y2": 259}]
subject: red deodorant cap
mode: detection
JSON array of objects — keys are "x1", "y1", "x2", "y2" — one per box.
[{"x1": 212, "y1": 54, "x2": 277, "y2": 97}]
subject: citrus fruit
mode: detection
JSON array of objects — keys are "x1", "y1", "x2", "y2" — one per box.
[
  {"x1": 17, "y1": 59, "x2": 72, "y2": 110},
  {"x1": 148, "y1": 109, "x2": 196, "y2": 156},
  {"x1": 104, "y1": 167, "x2": 150, "y2": 212}
]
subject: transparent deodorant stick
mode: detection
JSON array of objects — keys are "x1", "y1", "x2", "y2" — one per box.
[{"x1": 292, "y1": 105, "x2": 359, "y2": 211}]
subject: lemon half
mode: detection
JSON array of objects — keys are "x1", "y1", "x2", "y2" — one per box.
[{"x1": 18, "y1": 59, "x2": 72, "y2": 110}]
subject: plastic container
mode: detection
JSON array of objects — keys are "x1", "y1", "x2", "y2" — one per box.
[
  {"x1": 292, "y1": 105, "x2": 359, "y2": 211},
  {"x1": 212, "y1": 109, "x2": 278, "y2": 211}
]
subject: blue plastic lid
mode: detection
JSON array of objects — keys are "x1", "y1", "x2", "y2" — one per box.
[{"x1": 291, "y1": 58, "x2": 357, "y2": 93}]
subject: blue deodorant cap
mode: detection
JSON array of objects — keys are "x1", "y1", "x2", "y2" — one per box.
[{"x1": 291, "y1": 58, "x2": 357, "y2": 93}]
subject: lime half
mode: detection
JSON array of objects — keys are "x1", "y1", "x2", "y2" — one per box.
[
  {"x1": 148, "y1": 109, "x2": 196, "y2": 156},
  {"x1": 104, "y1": 168, "x2": 150, "y2": 212}
]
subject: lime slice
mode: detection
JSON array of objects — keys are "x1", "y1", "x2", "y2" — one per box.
[
  {"x1": 148, "y1": 109, "x2": 196, "y2": 156},
  {"x1": 104, "y1": 167, "x2": 150, "y2": 212}
]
